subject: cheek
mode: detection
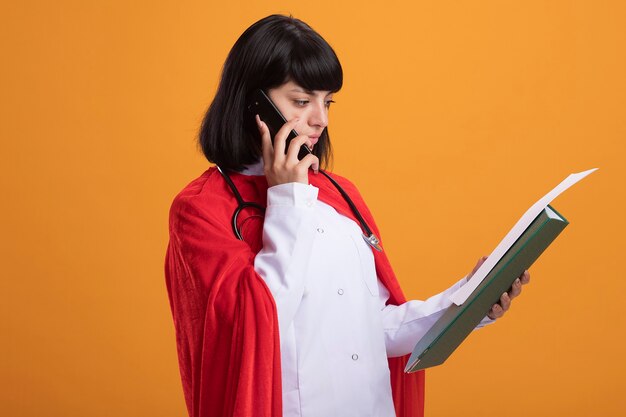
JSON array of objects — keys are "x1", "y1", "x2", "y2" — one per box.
[
  {"x1": 279, "y1": 105, "x2": 303, "y2": 121},
  {"x1": 294, "y1": 120, "x2": 309, "y2": 134},
  {"x1": 277, "y1": 105, "x2": 308, "y2": 130}
]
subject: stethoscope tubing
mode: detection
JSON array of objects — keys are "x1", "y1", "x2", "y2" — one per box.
[
  {"x1": 217, "y1": 166, "x2": 266, "y2": 241},
  {"x1": 216, "y1": 165, "x2": 382, "y2": 252}
]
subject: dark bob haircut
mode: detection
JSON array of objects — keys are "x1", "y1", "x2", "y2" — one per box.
[{"x1": 199, "y1": 14, "x2": 343, "y2": 172}]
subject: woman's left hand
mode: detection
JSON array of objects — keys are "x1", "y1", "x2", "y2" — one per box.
[{"x1": 467, "y1": 256, "x2": 531, "y2": 320}]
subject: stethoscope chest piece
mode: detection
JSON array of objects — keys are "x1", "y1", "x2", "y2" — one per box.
[{"x1": 363, "y1": 233, "x2": 383, "y2": 252}]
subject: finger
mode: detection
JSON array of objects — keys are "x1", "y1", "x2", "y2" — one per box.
[
  {"x1": 285, "y1": 135, "x2": 313, "y2": 164},
  {"x1": 520, "y1": 270, "x2": 530, "y2": 285},
  {"x1": 509, "y1": 278, "x2": 522, "y2": 299},
  {"x1": 256, "y1": 115, "x2": 273, "y2": 167},
  {"x1": 488, "y1": 303, "x2": 503, "y2": 320},
  {"x1": 273, "y1": 117, "x2": 300, "y2": 159},
  {"x1": 297, "y1": 153, "x2": 320, "y2": 174},
  {"x1": 469, "y1": 255, "x2": 488, "y2": 279},
  {"x1": 500, "y1": 292, "x2": 511, "y2": 312}
]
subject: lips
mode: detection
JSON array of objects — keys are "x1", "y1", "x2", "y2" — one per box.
[{"x1": 308, "y1": 135, "x2": 320, "y2": 146}]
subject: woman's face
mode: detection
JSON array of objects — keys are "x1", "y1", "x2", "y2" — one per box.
[{"x1": 267, "y1": 80, "x2": 334, "y2": 148}]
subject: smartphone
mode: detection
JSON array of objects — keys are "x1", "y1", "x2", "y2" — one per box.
[{"x1": 248, "y1": 89, "x2": 312, "y2": 160}]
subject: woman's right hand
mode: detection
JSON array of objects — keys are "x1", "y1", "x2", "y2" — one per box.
[{"x1": 256, "y1": 114, "x2": 319, "y2": 187}]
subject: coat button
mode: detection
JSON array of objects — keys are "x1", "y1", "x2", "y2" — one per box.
[
  {"x1": 337, "y1": 289, "x2": 344, "y2": 295},
  {"x1": 317, "y1": 227, "x2": 324, "y2": 233},
  {"x1": 352, "y1": 354, "x2": 359, "y2": 361}
]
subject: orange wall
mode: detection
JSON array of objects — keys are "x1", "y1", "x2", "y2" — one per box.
[{"x1": 2, "y1": 1, "x2": 625, "y2": 416}]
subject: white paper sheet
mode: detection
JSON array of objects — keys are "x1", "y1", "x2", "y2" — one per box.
[{"x1": 449, "y1": 168, "x2": 598, "y2": 306}]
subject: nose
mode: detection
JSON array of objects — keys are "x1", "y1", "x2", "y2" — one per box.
[{"x1": 308, "y1": 100, "x2": 328, "y2": 129}]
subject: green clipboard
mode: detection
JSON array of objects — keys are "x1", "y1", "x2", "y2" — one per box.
[{"x1": 405, "y1": 204, "x2": 568, "y2": 373}]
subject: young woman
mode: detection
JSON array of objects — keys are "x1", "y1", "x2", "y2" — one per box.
[{"x1": 165, "y1": 14, "x2": 529, "y2": 417}]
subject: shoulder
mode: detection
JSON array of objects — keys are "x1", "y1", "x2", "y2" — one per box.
[
  {"x1": 170, "y1": 167, "x2": 220, "y2": 211},
  {"x1": 168, "y1": 167, "x2": 232, "y2": 232},
  {"x1": 317, "y1": 168, "x2": 382, "y2": 229},
  {"x1": 316, "y1": 170, "x2": 367, "y2": 203}
]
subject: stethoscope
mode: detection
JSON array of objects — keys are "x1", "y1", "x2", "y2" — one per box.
[{"x1": 216, "y1": 165, "x2": 383, "y2": 252}]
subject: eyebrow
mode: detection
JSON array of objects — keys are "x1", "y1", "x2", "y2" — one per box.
[
  {"x1": 290, "y1": 88, "x2": 313, "y2": 94},
  {"x1": 289, "y1": 88, "x2": 333, "y2": 96}
]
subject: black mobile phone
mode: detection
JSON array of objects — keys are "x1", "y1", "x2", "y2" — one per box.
[{"x1": 248, "y1": 89, "x2": 312, "y2": 160}]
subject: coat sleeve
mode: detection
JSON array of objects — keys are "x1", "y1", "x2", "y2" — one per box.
[
  {"x1": 165, "y1": 188, "x2": 282, "y2": 417},
  {"x1": 377, "y1": 277, "x2": 495, "y2": 357}
]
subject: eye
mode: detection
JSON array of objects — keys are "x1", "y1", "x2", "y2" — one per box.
[
  {"x1": 325, "y1": 100, "x2": 335, "y2": 109},
  {"x1": 293, "y1": 99, "x2": 309, "y2": 107}
]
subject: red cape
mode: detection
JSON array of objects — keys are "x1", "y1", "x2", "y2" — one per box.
[{"x1": 165, "y1": 167, "x2": 425, "y2": 417}]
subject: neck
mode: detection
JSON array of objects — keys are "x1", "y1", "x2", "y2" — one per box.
[{"x1": 241, "y1": 158, "x2": 264, "y2": 176}]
